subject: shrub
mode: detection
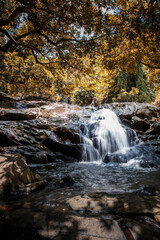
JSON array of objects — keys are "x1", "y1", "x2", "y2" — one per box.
[{"x1": 73, "y1": 88, "x2": 94, "y2": 106}]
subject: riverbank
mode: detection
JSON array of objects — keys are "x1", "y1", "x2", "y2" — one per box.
[{"x1": 0, "y1": 92, "x2": 160, "y2": 239}]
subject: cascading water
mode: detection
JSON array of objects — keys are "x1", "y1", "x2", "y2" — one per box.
[{"x1": 79, "y1": 108, "x2": 131, "y2": 162}]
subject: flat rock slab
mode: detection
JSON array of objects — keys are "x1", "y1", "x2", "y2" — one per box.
[
  {"x1": 0, "y1": 208, "x2": 126, "y2": 240},
  {"x1": 1, "y1": 208, "x2": 160, "y2": 240},
  {"x1": 35, "y1": 215, "x2": 126, "y2": 240},
  {"x1": 68, "y1": 192, "x2": 160, "y2": 215},
  {"x1": 0, "y1": 109, "x2": 38, "y2": 120}
]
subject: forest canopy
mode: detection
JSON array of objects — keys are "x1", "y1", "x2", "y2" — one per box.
[{"x1": 0, "y1": 0, "x2": 160, "y2": 104}]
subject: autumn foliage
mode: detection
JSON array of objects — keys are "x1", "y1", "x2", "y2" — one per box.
[{"x1": 0, "y1": 0, "x2": 159, "y2": 105}]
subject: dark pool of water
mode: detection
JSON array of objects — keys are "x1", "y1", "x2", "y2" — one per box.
[{"x1": 29, "y1": 160, "x2": 160, "y2": 201}]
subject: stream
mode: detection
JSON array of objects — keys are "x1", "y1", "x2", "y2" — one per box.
[
  {"x1": 27, "y1": 108, "x2": 160, "y2": 208},
  {"x1": 0, "y1": 105, "x2": 160, "y2": 240}
]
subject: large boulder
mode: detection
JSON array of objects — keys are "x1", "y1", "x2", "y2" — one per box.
[{"x1": 0, "y1": 154, "x2": 44, "y2": 196}]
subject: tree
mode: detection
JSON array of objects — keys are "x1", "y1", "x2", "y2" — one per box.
[
  {"x1": 0, "y1": 0, "x2": 112, "y2": 67},
  {"x1": 116, "y1": 70, "x2": 128, "y2": 90},
  {"x1": 136, "y1": 64, "x2": 146, "y2": 92},
  {"x1": 0, "y1": 51, "x2": 55, "y2": 98},
  {"x1": 103, "y1": 0, "x2": 160, "y2": 71}
]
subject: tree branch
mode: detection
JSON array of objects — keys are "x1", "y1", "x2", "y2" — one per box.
[
  {"x1": 0, "y1": 28, "x2": 18, "y2": 45},
  {"x1": 140, "y1": 61, "x2": 160, "y2": 69},
  {"x1": 0, "y1": 6, "x2": 31, "y2": 27}
]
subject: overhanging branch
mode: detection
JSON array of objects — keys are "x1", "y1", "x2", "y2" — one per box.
[{"x1": 0, "y1": 6, "x2": 31, "y2": 27}]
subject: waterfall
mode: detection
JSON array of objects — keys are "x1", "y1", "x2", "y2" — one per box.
[{"x1": 79, "y1": 108, "x2": 130, "y2": 162}]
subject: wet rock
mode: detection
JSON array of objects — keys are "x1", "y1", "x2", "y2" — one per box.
[
  {"x1": 43, "y1": 131, "x2": 81, "y2": 161},
  {"x1": 0, "y1": 154, "x2": 44, "y2": 196},
  {"x1": 103, "y1": 154, "x2": 110, "y2": 163},
  {"x1": 139, "y1": 160, "x2": 158, "y2": 169},
  {"x1": 121, "y1": 118, "x2": 133, "y2": 128},
  {"x1": 138, "y1": 186, "x2": 160, "y2": 196},
  {"x1": 103, "y1": 142, "x2": 160, "y2": 166},
  {"x1": 55, "y1": 175, "x2": 75, "y2": 186},
  {"x1": 16, "y1": 146, "x2": 48, "y2": 164},
  {"x1": 46, "y1": 152, "x2": 59, "y2": 162},
  {"x1": 54, "y1": 126, "x2": 80, "y2": 144},
  {"x1": 131, "y1": 116, "x2": 150, "y2": 131},
  {"x1": 68, "y1": 113, "x2": 80, "y2": 121},
  {"x1": 0, "y1": 109, "x2": 37, "y2": 121},
  {"x1": 124, "y1": 126, "x2": 140, "y2": 145},
  {"x1": 25, "y1": 152, "x2": 48, "y2": 164},
  {"x1": 150, "y1": 121, "x2": 160, "y2": 134},
  {"x1": 103, "y1": 147, "x2": 139, "y2": 164},
  {"x1": 0, "y1": 125, "x2": 21, "y2": 146}
]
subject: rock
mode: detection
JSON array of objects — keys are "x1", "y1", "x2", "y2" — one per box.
[
  {"x1": 138, "y1": 186, "x2": 160, "y2": 196},
  {"x1": 53, "y1": 126, "x2": 80, "y2": 144},
  {"x1": 1, "y1": 208, "x2": 160, "y2": 240},
  {"x1": 119, "y1": 218, "x2": 160, "y2": 240},
  {"x1": 121, "y1": 118, "x2": 133, "y2": 128},
  {"x1": 0, "y1": 124, "x2": 21, "y2": 146},
  {"x1": 131, "y1": 116, "x2": 150, "y2": 131},
  {"x1": 150, "y1": 121, "x2": 160, "y2": 134},
  {"x1": 43, "y1": 131, "x2": 82, "y2": 161},
  {"x1": 27, "y1": 151, "x2": 48, "y2": 164},
  {"x1": 139, "y1": 160, "x2": 158, "y2": 168},
  {"x1": 0, "y1": 92, "x2": 17, "y2": 108},
  {"x1": 136, "y1": 105, "x2": 159, "y2": 120},
  {"x1": 114, "y1": 103, "x2": 136, "y2": 120},
  {"x1": 0, "y1": 154, "x2": 44, "y2": 196},
  {"x1": 16, "y1": 146, "x2": 48, "y2": 163},
  {"x1": 124, "y1": 126, "x2": 140, "y2": 145},
  {"x1": 58, "y1": 175, "x2": 75, "y2": 186},
  {"x1": 25, "y1": 101, "x2": 47, "y2": 108},
  {"x1": 0, "y1": 210, "x2": 127, "y2": 240},
  {"x1": 68, "y1": 192, "x2": 160, "y2": 215},
  {"x1": 154, "y1": 212, "x2": 160, "y2": 223},
  {"x1": 108, "y1": 102, "x2": 160, "y2": 128},
  {"x1": 0, "y1": 109, "x2": 37, "y2": 121}
]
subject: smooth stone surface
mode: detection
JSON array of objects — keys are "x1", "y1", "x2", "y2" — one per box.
[
  {"x1": 68, "y1": 192, "x2": 160, "y2": 215},
  {"x1": 1, "y1": 208, "x2": 160, "y2": 240}
]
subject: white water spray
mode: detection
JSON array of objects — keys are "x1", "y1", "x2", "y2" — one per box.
[{"x1": 80, "y1": 108, "x2": 129, "y2": 162}]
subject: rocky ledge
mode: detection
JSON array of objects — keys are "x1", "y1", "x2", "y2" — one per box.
[
  {"x1": 0, "y1": 154, "x2": 44, "y2": 196},
  {"x1": 0, "y1": 93, "x2": 160, "y2": 164}
]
